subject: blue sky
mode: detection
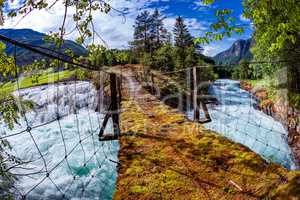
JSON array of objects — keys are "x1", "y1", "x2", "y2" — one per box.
[{"x1": 3, "y1": 0, "x2": 252, "y2": 56}]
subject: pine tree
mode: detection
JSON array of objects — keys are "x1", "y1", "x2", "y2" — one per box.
[
  {"x1": 132, "y1": 11, "x2": 152, "y2": 53},
  {"x1": 150, "y1": 9, "x2": 168, "y2": 50},
  {"x1": 173, "y1": 16, "x2": 194, "y2": 68},
  {"x1": 173, "y1": 16, "x2": 194, "y2": 49}
]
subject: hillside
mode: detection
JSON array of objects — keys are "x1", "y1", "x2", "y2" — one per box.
[
  {"x1": 213, "y1": 38, "x2": 253, "y2": 65},
  {"x1": 0, "y1": 29, "x2": 87, "y2": 66}
]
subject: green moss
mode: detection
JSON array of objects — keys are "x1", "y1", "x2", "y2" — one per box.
[
  {"x1": 271, "y1": 171, "x2": 300, "y2": 199},
  {"x1": 130, "y1": 185, "x2": 147, "y2": 194},
  {"x1": 114, "y1": 66, "x2": 300, "y2": 200}
]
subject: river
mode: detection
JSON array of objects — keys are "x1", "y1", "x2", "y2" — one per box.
[
  {"x1": 188, "y1": 79, "x2": 297, "y2": 170},
  {"x1": 0, "y1": 82, "x2": 119, "y2": 200},
  {"x1": 1, "y1": 79, "x2": 297, "y2": 199}
]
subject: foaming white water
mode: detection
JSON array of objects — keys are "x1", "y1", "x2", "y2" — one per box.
[
  {"x1": 188, "y1": 79, "x2": 297, "y2": 170},
  {"x1": 0, "y1": 82, "x2": 119, "y2": 199}
]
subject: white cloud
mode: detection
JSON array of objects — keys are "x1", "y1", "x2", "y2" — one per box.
[
  {"x1": 202, "y1": 40, "x2": 234, "y2": 57},
  {"x1": 3, "y1": 0, "x2": 146, "y2": 48},
  {"x1": 2, "y1": 0, "x2": 209, "y2": 49},
  {"x1": 185, "y1": 18, "x2": 208, "y2": 33},
  {"x1": 6, "y1": 0, "x2": 22, "y2": 10},
  {"x1": 239, "y1": 14, "x2": 250, "y2": 22},
  {"x1": 163, "y1": 17, "x2": 176, "y2": 32},
  {"x1": 164, "y1": 17, "x2": 208, "y2": 38},
  {"x1": 193, "y1": 0, "x2": 216, "y2": 11},
  {"x1": 203, "y1": 44, "x2": 221, "y2": 56},
  {"x1": 193, "y1": 1, "x2": 208, "y2": 7}
]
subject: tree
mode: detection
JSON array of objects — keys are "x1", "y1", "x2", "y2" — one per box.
[
  {"x1": 152, "y1": 43, "x2": 175, "y2": 71},
  {"x1": 0, "y1": 42, "x2": 16, "y2": 81},
  {"x1": 243, "y1": 0, "x2": 300, "y2": 91},
  {"x1": 132, "y1": 11, "x2": 153, "y2": 53},
  {"x1": 232, "y1": 59, "x2": 251, "y2": 80},
  {"x1": 184, "y1": 46, "x2": 198, "y2": 69},
  {"x1": 173, "y1": 16, "x2": 196, "y2": 69},
  {"x1": 173, "y1": 16, "x2": 191, "y2": 69},
  {"x1": 173, "y1": 16, "x2": 194, "y2": 49},
  {"x1": 150, "y1": 9, "x2": 169, "y2": 50}
]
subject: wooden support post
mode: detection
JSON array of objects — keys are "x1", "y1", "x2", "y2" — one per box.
[
  {"x1": 98, "y1": 73, "x2": 120, "y2": 140},
  {"x1": 98, "y1": 71, "x2": 104, "y2": 112},
  {"x1": 99, "y1": 108, "x2": 111, "y2": 137},
  {"x1": 110, "y1": 73, "x2": 120, "y2": 137},
  {"x1": 117, "y1": 76, "x2": 122, "y2": 107},
  {"x1": 199, "y1": 101, "x2": 212, "y2": 123},
  {"x1": 151, "y1": 72, "x2": 155, "y2": 94},
  {"x1": 193, "y1": 67, "x2": 200, "y2": 121},
  {"x1": 197, "y1": 66, "x2": 212, "y2": 124},
  {"x1": 186, "y1": 68, "x2": 191, "y2": 111},
  {"x1": 99, "y1": 103, "x2": 112, "y2": 138}
]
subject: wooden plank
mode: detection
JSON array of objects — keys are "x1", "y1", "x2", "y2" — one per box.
[{"x1": 99, "y1": 103, "x2": 112, "y2": 138}]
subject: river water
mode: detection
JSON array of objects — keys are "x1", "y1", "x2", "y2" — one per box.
[
  {"x1": 0, "y1": 82, "x2": 119, "y2": 200},
  {"x1": 1, "y1": 79, "x2": 297, "y2": 199},
  {"x1": 188, "y1": 79, "x2": 297, "y2": 170}
]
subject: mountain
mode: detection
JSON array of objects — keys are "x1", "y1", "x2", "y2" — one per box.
[
  {"x1": 213, "y1": 38, "x2": 253, "y2": 65},
  {"x1": 0, "y1": 29, "x2": 87, "y2": 66}
]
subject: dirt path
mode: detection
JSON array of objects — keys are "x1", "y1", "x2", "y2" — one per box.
[{"x1": 112, "y1": 65, "x2": 300, "y2": 200}]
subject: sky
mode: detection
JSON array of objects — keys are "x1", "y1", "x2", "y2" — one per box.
[{"x1": 3, "y1": 0, "x2": 253, "y2": 56}]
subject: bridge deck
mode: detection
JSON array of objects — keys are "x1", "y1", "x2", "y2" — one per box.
[{"x1": 113, "y1": 66, "x2": 300, "y2": 200}]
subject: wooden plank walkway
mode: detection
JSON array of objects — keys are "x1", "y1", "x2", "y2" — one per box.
[{"x1": 112, "y1": 65, "x2": 300, "y2": 200}]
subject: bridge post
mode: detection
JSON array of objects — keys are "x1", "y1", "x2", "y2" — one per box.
[
  {"x1": 98, "y1": 73, "x2": 121, "y2": 140},
  {"x1": 186, "y1": 68, "x2": 191, "y2": 111},
  {"x1": 151, "y1": 72, "x2": 155, "y2": 94},
  {"x1": 110, "y1": 73, "x2": 120, "y2": 137},
  {"x1": 193, "y1": 67, "x2": 200, "y2": 121}
]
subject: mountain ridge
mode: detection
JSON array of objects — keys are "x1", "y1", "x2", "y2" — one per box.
[
  {"x1": 213, "y1": 38, "x2": 253, "y2": 65},
  {"x1": 0, "y1": 28, "x2": 87, "y2": 66}
]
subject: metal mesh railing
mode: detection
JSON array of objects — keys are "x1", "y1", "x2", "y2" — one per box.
[
  {"x1": 0, "y1": 35, "x2": 122, "y2": 199},
  {"x1": 136, "y1": 65, "x2": 299, "y2": 170}
]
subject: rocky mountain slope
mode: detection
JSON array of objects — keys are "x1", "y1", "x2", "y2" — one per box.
[
  {"x1": 0, "y1": 28, "x2": 87, "y2": 66},
  {"x1": 213, "y1": 38, "x2": 253, "y2": 65}
]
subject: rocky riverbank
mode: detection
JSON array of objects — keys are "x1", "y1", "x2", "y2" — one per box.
[{"x1": 241, "y1": 81, "x2": 300, "y2": 167}]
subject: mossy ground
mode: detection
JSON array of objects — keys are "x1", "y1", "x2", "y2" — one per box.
[{"x1": 113, "y1": 66, "x2": 300, "y2": 200}]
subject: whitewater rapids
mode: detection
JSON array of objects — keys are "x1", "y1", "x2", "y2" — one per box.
[
  {"x1": 188, "y1": 79, "x2": 297, "y2": 170},
  {"x1": 0, "y1": 82, "x2": 119, "y2": 200}
]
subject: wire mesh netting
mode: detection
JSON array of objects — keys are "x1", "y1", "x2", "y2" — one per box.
[
  {"x1": 0, "y1": 37, "x2": 121, "y2": 200},
  {"x1": 139, "y1": 66, "x2": 298, "y2": 170},
  {"x1": 0, "y1": 35, "x2": 299, "y2": 200}
]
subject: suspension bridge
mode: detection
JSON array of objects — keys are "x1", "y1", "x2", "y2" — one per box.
[{"x1": 0, "y1": 35, "x2": 299, "y2": 200}]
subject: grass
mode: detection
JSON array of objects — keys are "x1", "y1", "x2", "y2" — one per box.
[{"x1": 0, "y1": 69, "x2": 75, "y2": 94}]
